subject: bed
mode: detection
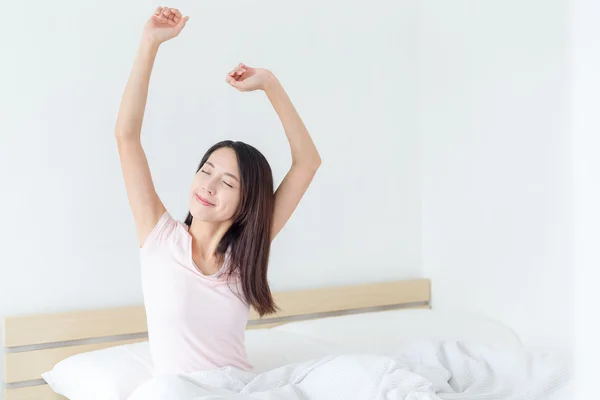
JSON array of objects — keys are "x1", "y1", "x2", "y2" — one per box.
[{"x1": 2, "y1": 279, "x2": 571, "y2": 400}]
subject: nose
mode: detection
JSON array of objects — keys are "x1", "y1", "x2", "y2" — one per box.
[{"x1": 202, "y1": 178, "x2": 217, "y2": 196}]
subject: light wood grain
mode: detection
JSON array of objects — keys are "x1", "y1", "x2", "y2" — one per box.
[
  {"x1": 246, "y1": 302, "x2": 431, "y2": 330},
  {"x1": 249, "y1": 279, "x2": 430, "y2": 321},
  {"x1": 4, "y1": 385, "x2": 65, "y2": 400},
  {"x1": 3, "y1": 305, "x2": 147, "y2": 347},
  {"x1": 4, "y1": 338, "x2": 147, "y2": 384}
]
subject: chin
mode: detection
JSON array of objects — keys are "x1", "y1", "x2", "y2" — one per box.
[
  {"x1": 190, "y1": 207, "x2": 212, "y2": 222},
  {"x1": 189, "y1": 206, "x2": 229, "y2": 224}
]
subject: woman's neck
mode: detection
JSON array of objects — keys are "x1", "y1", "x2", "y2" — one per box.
[{"x1": 188, "y1": 218, "x2": 232, "y2": 262}]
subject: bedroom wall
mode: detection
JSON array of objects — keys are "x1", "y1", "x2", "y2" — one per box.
[
  {"x1": 418, "y1": 0, "x2": 573, "y2": 350},
  {"x1": 570, "y1": 0, "x2": 600, "y2": 396},
  {"x1": 0, "y1": 0, "x2": 420, "y2": 393}
]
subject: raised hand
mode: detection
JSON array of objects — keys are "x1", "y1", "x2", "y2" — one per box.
[
  {"x1": 226, "y1": 63, "x2": 277, "y2": 92},
  {"x1": 142, "y1": 6, "x2": 189, "y2": 46}
]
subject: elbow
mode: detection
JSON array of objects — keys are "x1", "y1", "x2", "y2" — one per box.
[
  {"x1": 312, "y1": 153, "x2": 323, "y2": 169},
  {"x1": 295, "y1": 157, "x2": 322, "y2": 172},
  {"x1": 313, "y1": 157, "x2": 322, "y2": 171},
  {"x1": 309, "y1": 154, "x2": 323, "y2": 171}
]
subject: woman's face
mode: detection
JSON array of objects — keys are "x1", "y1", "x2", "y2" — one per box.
[{"x1": 189, "y1": 147, "x2": 242, "y2": 223}]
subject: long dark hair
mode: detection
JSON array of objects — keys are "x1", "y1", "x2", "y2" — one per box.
[{"x1": 184, "y1": 140, "x2": 278, "y2": 317}]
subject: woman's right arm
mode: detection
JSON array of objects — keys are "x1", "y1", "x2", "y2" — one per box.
[{"x1": 114, "y1": 7, "x2": 189, "y2": 247}]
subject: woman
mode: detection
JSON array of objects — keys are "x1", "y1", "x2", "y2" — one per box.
[{"x1": 114, "y1": 7, "x2": 321, "y2": 375}]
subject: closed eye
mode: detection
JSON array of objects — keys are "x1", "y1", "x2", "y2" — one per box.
[
  {"x1": 223, "y1": 181, "x2": 233, "y2": 188},
  {"x1": 201, "y1": 170, "x2": 210, "y2": 175}
]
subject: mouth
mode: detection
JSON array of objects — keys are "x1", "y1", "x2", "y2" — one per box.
[{"x1": 195, "y1": 193, "x2": 215, "y2": 207}]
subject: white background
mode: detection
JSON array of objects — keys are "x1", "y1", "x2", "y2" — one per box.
[
  {"x1": 571, "y1": 0, "x2": 600, "y2": 397},
  {"x1": 419, "y1": 0, "x2": 572, "y2": 350}
]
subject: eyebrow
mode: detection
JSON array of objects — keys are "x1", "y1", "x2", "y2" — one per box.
[{"x1": 205, "y1": 161, "x2": 240, "y2": 182}]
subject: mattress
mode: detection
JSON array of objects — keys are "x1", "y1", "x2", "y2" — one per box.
[{"x1": 269, "y1": 308, "x2": 525, "y2": 352}]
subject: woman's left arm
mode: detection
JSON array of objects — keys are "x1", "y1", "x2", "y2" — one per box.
[{"x1": 226, "y1": 63, "x2": 322, "y2": 241}]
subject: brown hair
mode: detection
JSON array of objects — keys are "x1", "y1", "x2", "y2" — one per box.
[{"x1": 184, "y1": 140, "x2": 278, "y2": 317}]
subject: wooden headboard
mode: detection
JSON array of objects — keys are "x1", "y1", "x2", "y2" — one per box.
[{"x1": 3, "y1": 279, "x2": 430, "y2": 400}]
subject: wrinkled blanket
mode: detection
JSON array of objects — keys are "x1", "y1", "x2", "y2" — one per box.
[{"x1": 128, "y1": 340, "x2": 570, "y2": 400}]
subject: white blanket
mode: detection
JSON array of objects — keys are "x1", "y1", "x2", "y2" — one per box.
[{"x1": 127, "y1": 340, "x2": 570, "y2": 400}]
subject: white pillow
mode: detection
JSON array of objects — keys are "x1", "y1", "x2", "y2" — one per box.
[
  {"x1": 41, "y1": 331, "x2": 334, "y2": 399},
  {"x1": 42, "y1": 341, "x2": 152, "y2": 400},
  {"x1": 270, "y1": 308, "x2": 524, "y2": 355}
]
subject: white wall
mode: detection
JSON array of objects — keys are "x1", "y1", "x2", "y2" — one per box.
[
  {"x1": 418, "y1": 0, "x2": 573, "y2": 350},
  {"x1": 0, "y1": 0, "x2": 420, "y2": 393},
  {"x1": 570, "y1": 0, "x2": 600, "y2": 396}
]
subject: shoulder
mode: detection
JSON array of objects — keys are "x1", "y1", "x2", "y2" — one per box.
[{"x1": 140, "y1": 211, "x2": 188, "y2": 252}]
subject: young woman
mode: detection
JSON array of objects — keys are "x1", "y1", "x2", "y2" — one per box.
[{"x1": 114, "y1": 7, "x2": 321, "y2": 375}]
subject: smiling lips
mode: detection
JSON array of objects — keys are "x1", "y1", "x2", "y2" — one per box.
[{"x1": 195, "y1": 193, "x2": 215, "y2": 207}]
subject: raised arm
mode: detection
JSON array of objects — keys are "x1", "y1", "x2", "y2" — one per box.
[
  {"x1": 226, "y1": 64, "x2": 322, "y2": 241},
  {"x1": 115, "y1": 7, "x2": 189, "y2": 247}
]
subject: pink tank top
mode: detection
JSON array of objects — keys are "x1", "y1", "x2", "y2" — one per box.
[{"x1": 140, "y1": 211, "x2": 253, "y2": 375}]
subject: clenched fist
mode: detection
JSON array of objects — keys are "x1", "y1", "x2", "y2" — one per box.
[{"x1": 142, "y1": 6, "x2": 189, "y2": 46}]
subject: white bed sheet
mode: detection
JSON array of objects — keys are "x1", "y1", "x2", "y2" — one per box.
[
  {"x1": 245, "y1": 308, "x2": 527, "y2": 372},
  {"x1": 268, "y1": 308, "x2": 524, "y2": 355},
  {"x1": 128, "y1": 339, "x2": 570, "y2": 400},
  {"x1": 252, "y1": 309, "x2": 572, "y2": 397},
  {"x1": 543, "y1": 381, "x2": 573, "y2": 400}
]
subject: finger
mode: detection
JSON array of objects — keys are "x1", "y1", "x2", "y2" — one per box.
[
  {"x1": 176, "y1": 16, "x2": 189, "y2": 31},
  {"x1": 153, "y1": 8, "x2": 168, "y2": 23},
  {"x1": 238, "y1": 64, "x2": 252, "y2": 77},
  {"x1": 228, "y1": 71, "x2": 245, "y2": 81},
  {"x1": 228, "y1": 66, "x2": 246, "y2": 78},
  {"x1": 226, "y1": 76, "x2": 235, "y2": 86},
  {"x1": 152, "y1": 13, "x2": 168, "y2": 24},
  {"x1": 153, "y1": 6, "x2": 165, "y2": 20},
  {"x1": 167, "y1": 9, "x2": 177, "y2": 22},
  {"x1": 162, "y1": 8, "x2": 176, "y2": 25},
  {"x1": 171, "y1": 8, "x2": 182, "y2": 19},
  {"x1": 226, "y1": 75, "x2": 243, "y2": 88}
]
